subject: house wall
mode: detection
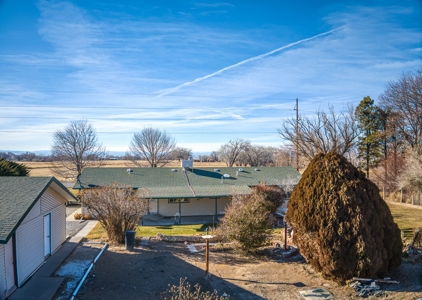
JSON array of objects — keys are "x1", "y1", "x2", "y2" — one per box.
[
  {"x1": 41, "y1": 188, "x2": 66, "y2": 253},
  {"x1": 157, "y1": 197, "x2": 231, "y2": 217},
  {"x1": 0, "y1": 244, "x2": 5, "y2": 300},
  {"x1": 149, "y1": 199, "x2": 157, "y2": 214},
  {"x1": 15, "y1": 187, "x2": 66, "y2": 286}
]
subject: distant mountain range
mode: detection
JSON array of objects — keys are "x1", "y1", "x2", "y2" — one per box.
[{"x1": 0, "y1": 150, "x2": 211, "y2": 157}]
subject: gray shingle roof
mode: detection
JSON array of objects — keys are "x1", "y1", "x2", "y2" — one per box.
[
  {"x1": 0, "y1": 177, "x2": 77, "y2": 243},
  {"x1": 74, "y1": 166, "x2": 300, "y2": 198}
]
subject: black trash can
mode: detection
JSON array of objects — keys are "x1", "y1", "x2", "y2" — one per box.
[{"x1": 125, "y1": 230, "x2": 135, "y2": 251}]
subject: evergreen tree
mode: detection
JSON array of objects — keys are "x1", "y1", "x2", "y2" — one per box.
[
  {"x1": 0, "y1": 158, "x2": 29, "y2": 176},
  {"x1": 355, "y1": 96, "x2": 382, "y2": 178}
]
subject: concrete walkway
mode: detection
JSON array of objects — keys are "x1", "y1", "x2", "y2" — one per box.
[{"x1": 9, "y1": 221, "x2": 98, "y2": 300}]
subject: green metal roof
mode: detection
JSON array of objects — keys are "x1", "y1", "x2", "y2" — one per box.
[
  {"x1": 74, "y1": 166, "x2": 300, "y2": 199},
  {"x1": 0, "y1": 177, "x2": 77, "y2": 244}
]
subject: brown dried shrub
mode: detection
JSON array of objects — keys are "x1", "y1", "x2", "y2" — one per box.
[
  {"x1": 81, "y1": 183, "x2": 150, "y2": 244},
  {"x1": 286, "y1": 152, "x2": 402, "y2": 282},
  {"x1": 73, "y1": 213, "x2": 82, "y2": 220},
  {"x1": 219, "y1": 184, "x2": 285, "y2": 254}
]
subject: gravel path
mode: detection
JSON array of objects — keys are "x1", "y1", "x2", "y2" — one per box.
[
  {"x1": 66, "y1": 204, "x2": 81, "y2": 217},
  {"x1": 65, "y1": 203, "x2": 89, "y2": 237},
  {"x1": 67, "y1": 220, "x2": 89, "y2": 237}
]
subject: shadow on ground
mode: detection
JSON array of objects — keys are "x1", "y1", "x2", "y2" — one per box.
[{"x1": 76, "y1": 241, "x2": 265, "y2": 300}]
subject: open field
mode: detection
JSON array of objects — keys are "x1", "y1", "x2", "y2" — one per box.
[{"x1": 24, "y1": 160, "x2": 227, "y2": 181}]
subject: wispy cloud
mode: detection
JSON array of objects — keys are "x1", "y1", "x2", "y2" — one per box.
[
  {"x1": 156, "y1": 28, "x2": 341, "y2": 97},
  {"x1": 0, "y1": 1, "x2": 421, "y2": 152}
]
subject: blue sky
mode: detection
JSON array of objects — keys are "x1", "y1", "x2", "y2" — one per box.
[{"x1": 0, "y1": 0, "x2": 421, "y2": 153}]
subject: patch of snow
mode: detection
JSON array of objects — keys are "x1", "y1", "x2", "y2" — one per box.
[{"x1": 56, "y1": 259, "x2": 91, "y2": 278}]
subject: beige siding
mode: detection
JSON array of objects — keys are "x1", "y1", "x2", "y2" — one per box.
[
  {"x1": 40, "y1": 187, "x2": 66, "y2": 253},
  {"x1": 15, "y1": 215, "x2": 44, "y2": 286},
  {"x1": 0, "y1": 244, "x2": 5, "y2": 300},
  {"x1": 41, "y1": 188, "x2": 63, "y2": 213},
  {"x1": 21, "y1": 200, "x2": 40, "y2": 224},
  {"x1": 158, "y1": 197, "x2": 231, "y2": 217},
  {"x1": 217, "y1": 197, "x2": 231, "y2": 214},
  {"x1": 149, "y1": 199, "x2": 157, "y2": 214},
  {"x1": 50, "y1": 205, "x2": 66, "y2": 253}
]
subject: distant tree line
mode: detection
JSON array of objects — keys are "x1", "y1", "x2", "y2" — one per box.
[{"x1": 0, "y1": 151, "x2": 54, "y2": 162}]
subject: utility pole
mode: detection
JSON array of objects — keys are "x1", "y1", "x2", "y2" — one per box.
[{"x1": 294, "y1": 98, "x2": 299, "y2": 171}]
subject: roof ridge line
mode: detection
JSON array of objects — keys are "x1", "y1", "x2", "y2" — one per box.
[{"x1": 182, "y1": 170, "x2": 197, "y2": 197}]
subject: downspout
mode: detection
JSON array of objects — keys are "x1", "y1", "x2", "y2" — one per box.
[
  {"x1": 179, "y1": 200, "x2": 181, "y2": 225},
  {"x1": 214, "y1": 198, "x2": 218, "y2": 226},
  {"x1": 70, "y1": 242, "x2": 108, "y2": 300}
]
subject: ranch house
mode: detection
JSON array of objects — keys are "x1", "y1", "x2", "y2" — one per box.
[{"x1": 73, "y1": 161, "x2": 300, "y2": 223}]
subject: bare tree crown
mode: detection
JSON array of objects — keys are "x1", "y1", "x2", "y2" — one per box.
[
  {"x1": 129, "y1": 127, "x2": 176, "y2": 167},
  {"x1": 51, "y1": 120, "x2": 106, "y2": 177},
  {"x1": 278, "y1": 105, "x2": 360, "y2": 160},
  {"x1": 218, "y1": 138, "x2": 251, "y2": 167}
]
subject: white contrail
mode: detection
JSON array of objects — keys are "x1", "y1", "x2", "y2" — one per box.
[{"x1": 156, "y1": 28, "x2": 340, "y2": 97}]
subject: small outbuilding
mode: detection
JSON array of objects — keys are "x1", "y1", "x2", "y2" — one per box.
[{"x1": 0, "y1": 177, "x2": 77, "y2": 299}]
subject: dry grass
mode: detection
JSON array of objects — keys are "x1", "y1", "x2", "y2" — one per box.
[
  {"x1": 25, "y1": 160, "x2": 227, "y2": 180},
  {"x1": 85, "y1": 222, "x2": 108, "y2": 240}
]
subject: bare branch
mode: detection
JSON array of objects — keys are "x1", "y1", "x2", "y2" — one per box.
[
  {"x1": 128, "y1": 127, "x2": 176, "y2": 167},
  {"x1": 278, "y1": 105, "x2": 360, "y2": 160},
  {"x1": 51, "y1": 120, "x2": 106, "y2": 178},
  {"x1": 81, "y1": 183, "x2": 150, "y2": 244}
]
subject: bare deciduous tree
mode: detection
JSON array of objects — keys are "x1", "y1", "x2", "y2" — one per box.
[
  {"x1": 128, "y1": 127, "x2": 176, "y2": 167},
  {"x1": 274, "y1": 146, "x2": 296, "y2": 167},
  {"x1": 51, "y1": 120, "x2": 106, "y2": 178},
  {"x1": 278, "y1": 105, "x2": 360, "y2": 160},
  {"x1": 218, "y1": 138, "x2": 250, "y2": 167},
  {"x1": 238, "y1": 145, "x2": 276, "y2": 167},
  {"x1": 168, "y1": 147, "x2": 192, "y2": 161},
  {"x1": 82, "y1": 183, "x2": 150, "y2": 244},
  {"x1": 379, "y1": 69, "x2": 422, "y2": 154},
  {"x1": 209, "y1": 151, "x2": 219, "y2": 162},
  {"x1": 398, "y1": 147, "x2": 422, "y2": 194}
]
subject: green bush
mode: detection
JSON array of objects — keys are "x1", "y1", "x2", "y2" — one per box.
[{"x1": 0, "y1": 158, "x2": 29, "y2": 176}]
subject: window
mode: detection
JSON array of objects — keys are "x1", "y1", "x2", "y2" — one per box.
[{"x1": 168, "y1": 198, "x2": 190, "y2": 204}]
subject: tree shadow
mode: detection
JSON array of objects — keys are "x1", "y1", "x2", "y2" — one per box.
[{"x1": 191, "y1": 169, "x2": 237, "y2": 180}]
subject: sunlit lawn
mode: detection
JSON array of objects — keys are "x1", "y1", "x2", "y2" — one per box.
[
  {"x1": 388, "y1": 202, "x2": 422, "y2": 231},
  {"x1": 85, "y1": 222, "x2": 213, "y2": 239}
]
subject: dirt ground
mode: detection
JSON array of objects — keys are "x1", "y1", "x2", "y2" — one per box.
[{"x1": 67, "y1": 238, "x2": 422, "y2": 300}]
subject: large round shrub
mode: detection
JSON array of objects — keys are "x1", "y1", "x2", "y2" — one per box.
[{"x1": 286, "y1": 152, "x2": 402, "y2": 281}]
